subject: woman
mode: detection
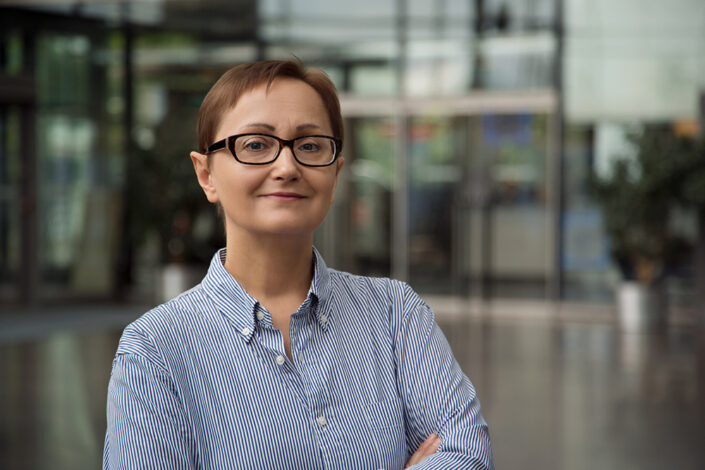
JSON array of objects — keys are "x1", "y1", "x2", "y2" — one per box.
[{"x1": 104, "y1": 60, "x2": 493, "y2": 469}]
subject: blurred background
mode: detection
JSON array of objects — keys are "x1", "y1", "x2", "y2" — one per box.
[{"x1": 1, "y1": 0, "x2": 704, "y2": 469}]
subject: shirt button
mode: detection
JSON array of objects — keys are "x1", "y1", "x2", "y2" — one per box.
[
  {"x1": 276, "y1": 355, "x2": 285, "y2": 366},
  {"x1": 241, "y1": 327, "x2": 251, "y2": 336},
  {"x1": 316, "y1": 416, "x2": 327, "y2": 427},
  {"x1": 256, "y1": 311, "x2": 264, "y2": 321},
  {"x1": 298, "y1": 352, "x2": 304, "y2": 362},
  {"x1": 320, "y1": 315, "x2": 328, "y2": 324}
]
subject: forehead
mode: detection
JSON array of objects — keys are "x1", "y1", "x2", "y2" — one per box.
[{"x1": 214, "y1": 78, "x2": 331, "y2": 138}]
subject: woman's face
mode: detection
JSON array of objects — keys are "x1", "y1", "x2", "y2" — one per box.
[{"x1": 191, "y1": 78, "x2": 344, "y2": 242}]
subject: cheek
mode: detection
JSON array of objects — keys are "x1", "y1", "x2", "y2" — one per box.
[
  {"x1": 313, "y1": 176, "x2": 337, "y2": 203},
  {"x1": 327, "y1": 176, "x2": 340, "y2": 203},
  {"x1": 328, "y1": 182, "x2": 337, "y2": 204},
  {"x1": 318, "y1": 169, "x2": 339, "y2": 192},
  {"x1": 212, "y1": 166, "x2": 262, "y2": 202}
]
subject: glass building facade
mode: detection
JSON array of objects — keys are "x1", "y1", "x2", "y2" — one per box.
[{"x1": 1, "y1": 0, "x2": 703, "y2": 313}]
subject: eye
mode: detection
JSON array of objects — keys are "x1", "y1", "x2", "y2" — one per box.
[
  {"x1": 243, "y1": 139, "x2": 270, "y2": 152},
  {"x1": 296, "y1": 138, "x2": 322, "y2": 153},
  {"x1": 238, "y1": 136, "x2": 276, "y2": 153}
]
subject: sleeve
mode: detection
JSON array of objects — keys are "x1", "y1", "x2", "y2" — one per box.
[
  {"x1": 393, "y1": 283, "x2": 494, "y2": 470},
  {"x1": 103, "y1": 327, "x2": 195, "y2": 470}
]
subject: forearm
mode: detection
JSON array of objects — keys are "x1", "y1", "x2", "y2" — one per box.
[
  {"x1": 395, "y1": 283, "x2": 494, "y2": 469},
  {"x1": 409, "y1": 451, "x2": 493, "y2": 470},
  {"x1": 409, "y1": 402, "x2": 493, "y2": 469}
]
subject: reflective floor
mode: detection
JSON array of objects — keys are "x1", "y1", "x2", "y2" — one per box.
[
  {"x1": 445, "y1": 317, "x2": 705, "y2": 469},
  {"x1": 1, "y1": 306, "x2": 704, "y2": 469}
]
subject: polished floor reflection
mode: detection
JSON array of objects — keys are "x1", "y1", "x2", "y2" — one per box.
[
  {"x1": 1, "y1": 329, "x2": 122, "y2": 470},
  {"x1": 446, "y1": 317, "x2": 705, "y2": 469},
  {"x1": 1, "y1": 309, "x2": 704, "y2": 469}
]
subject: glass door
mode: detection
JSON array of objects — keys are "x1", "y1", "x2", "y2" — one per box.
[
  {"x1": 407, "y1": 116, "x2": 467, "y2": 295},
  {"x1": 467, "y1": 113, "x2": 553, "y2": 299},
  {"x1": 332, "y1": 94, "x2": 556, "y2": 303},
  {"x1": 335, "y1": 116, "x2": 397, "y2": 276}
]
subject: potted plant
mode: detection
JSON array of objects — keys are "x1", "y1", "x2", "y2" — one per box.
[
  {"x1": 592, "y1": 126, "x2": 693, "y2": 330},
  {"x1": 128, "y1": 92, "x2": 223, "y2": 302},
  {"x1": 673, "y1": 134, "x2": 705, "y2": 321}
]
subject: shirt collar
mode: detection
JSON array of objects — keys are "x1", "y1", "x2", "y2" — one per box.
[
  {"x1": 310, "y1": 246, "x2": 333, "y2": 330},
  {"x1": 202, "y1": 248, "x2": 258, "y2": 342},
  {"x1": 202, "y1": 247, "x2": 334, "y2": 340}
]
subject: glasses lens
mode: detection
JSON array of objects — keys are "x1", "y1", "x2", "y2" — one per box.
[
  {"x1": 233, "y1": 135, "x2": 279, "y2": 163},
  {"x1": 294, "y1": 136, "x2": 336, "y2": 166}
]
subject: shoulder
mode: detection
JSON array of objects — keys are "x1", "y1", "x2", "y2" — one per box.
[
  {"x1": 116, "y1": 284, "x2": 212, "y2": 360},
  {"x1": 327, "y1": 268, "x2": 427, "y2": 319}
]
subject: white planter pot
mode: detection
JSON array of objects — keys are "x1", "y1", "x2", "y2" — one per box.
[
  {"x1": 617, "y1": 281, "x2": 666, "y2": 331},
  {"x1": 158, "y1": 264, "x2": 204, "y2": 303}
]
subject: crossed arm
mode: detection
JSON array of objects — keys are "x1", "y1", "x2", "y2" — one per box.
[
  {"x1": 393, "y1": 284, "x2": 494, "y2": 469},
  {"x1": 405, "y1": 434, "x2": 442, "y2": 467}
]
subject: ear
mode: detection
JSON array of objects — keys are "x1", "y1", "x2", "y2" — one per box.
[
  {"x1": 190, "y1": 151, "x2": 220, "y2": 203},
  {"x1": 335, "y1": 156, "x2": 345, "y2": 176},
  {"x1": 330, "y1": 156, "x2": 345, "y2": 204}
]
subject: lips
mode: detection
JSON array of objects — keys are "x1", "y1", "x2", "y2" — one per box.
[{"x1": 261, "y1": 191, "x2": 306, "y2": 201}]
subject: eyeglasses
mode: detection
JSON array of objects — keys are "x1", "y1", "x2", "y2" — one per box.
[{"x1": 205, "y1": 133, "x2": 341, "y2": 167}]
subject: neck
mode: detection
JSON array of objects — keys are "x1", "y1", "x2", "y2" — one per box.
[{"x1": 223, "y1": 231, "x2": 314, "y2": 303}]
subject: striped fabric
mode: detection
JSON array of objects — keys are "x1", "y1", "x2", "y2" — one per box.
[{"x1": 103, "y1": 248, "x2": 493, "y2": 469}]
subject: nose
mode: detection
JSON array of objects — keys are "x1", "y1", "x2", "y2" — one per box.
[{"x1": 270, "y1": 144, "x2": 301, "y2": 181}]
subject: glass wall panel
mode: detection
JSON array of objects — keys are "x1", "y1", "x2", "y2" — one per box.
[
  {"x1": 468, "y1": 113, "x2": 552, "y2": 299},
  {"x1": 35, "y1": 32, "x2": 125, "y2": 300},
  {"x1": 476, "y1": 33, "x2": 554, "y2": 89},
  {"x1": 260, "y1": 0, "x2": 396, "y2": 47},
  {"x1": 349, "y1": 63, "x2": 397, "y2": 96},
  {"x1": 484, "y1": 0, "x2": 556, "y2": 31},
  {"x1": 562, "y1": 123, "x2": 612, "y2": 302},
  {"x1": 36, "y1": 34, "x2": 93, "y2": 297},
  {"x1": 342, "y1": 117, "x2": 396, "y2": 277},
  {"x1": 408, "y1": 0, "x2": 471, "y2": 22},
  {"x1": 407, "y1": 116, "x2": 465, "y2": 294},
  {"x1": 405, "y1": 39, "x2": 472, "y2": 96},
  {"x1": 0, "y1": 106, "x2": 21, "y2": 302},
  {"x1": 3, "y1": 29, "x2": 25, "y2": 75},
  {"x1": 37, "y1": 113, "x2": 94, "y2": 283}
]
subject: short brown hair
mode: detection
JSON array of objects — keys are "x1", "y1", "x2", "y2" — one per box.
[{"x1": 197, "y1": 59, "x2": 344, "y2": 155}]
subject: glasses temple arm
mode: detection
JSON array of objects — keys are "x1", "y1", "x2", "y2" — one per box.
[{"x1": 205, "y1": 139, "x2": 227, "y2": 154}]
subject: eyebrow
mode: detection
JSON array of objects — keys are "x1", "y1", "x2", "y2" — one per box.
[{"x1": 238, "y1": 122, "x2": 324, "y2": 133}]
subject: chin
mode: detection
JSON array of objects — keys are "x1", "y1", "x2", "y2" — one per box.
[
  {"x1": 254, "y1": 222, "x2": 320, "y2": 238},
  {"x1": 226, "y1": 214, "x2": 326, "y2": 240},
  {"x1": 254, "y1": 229, "x2": 317, "y2": 241}
]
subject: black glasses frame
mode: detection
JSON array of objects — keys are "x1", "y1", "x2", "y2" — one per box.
[{"x1": 205, "y1": 133, "x2": 342, "y2": 167}]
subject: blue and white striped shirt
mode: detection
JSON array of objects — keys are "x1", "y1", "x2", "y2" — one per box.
[{"x1": 104, "y1": 248, "x2": 493, "y2": 469}]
